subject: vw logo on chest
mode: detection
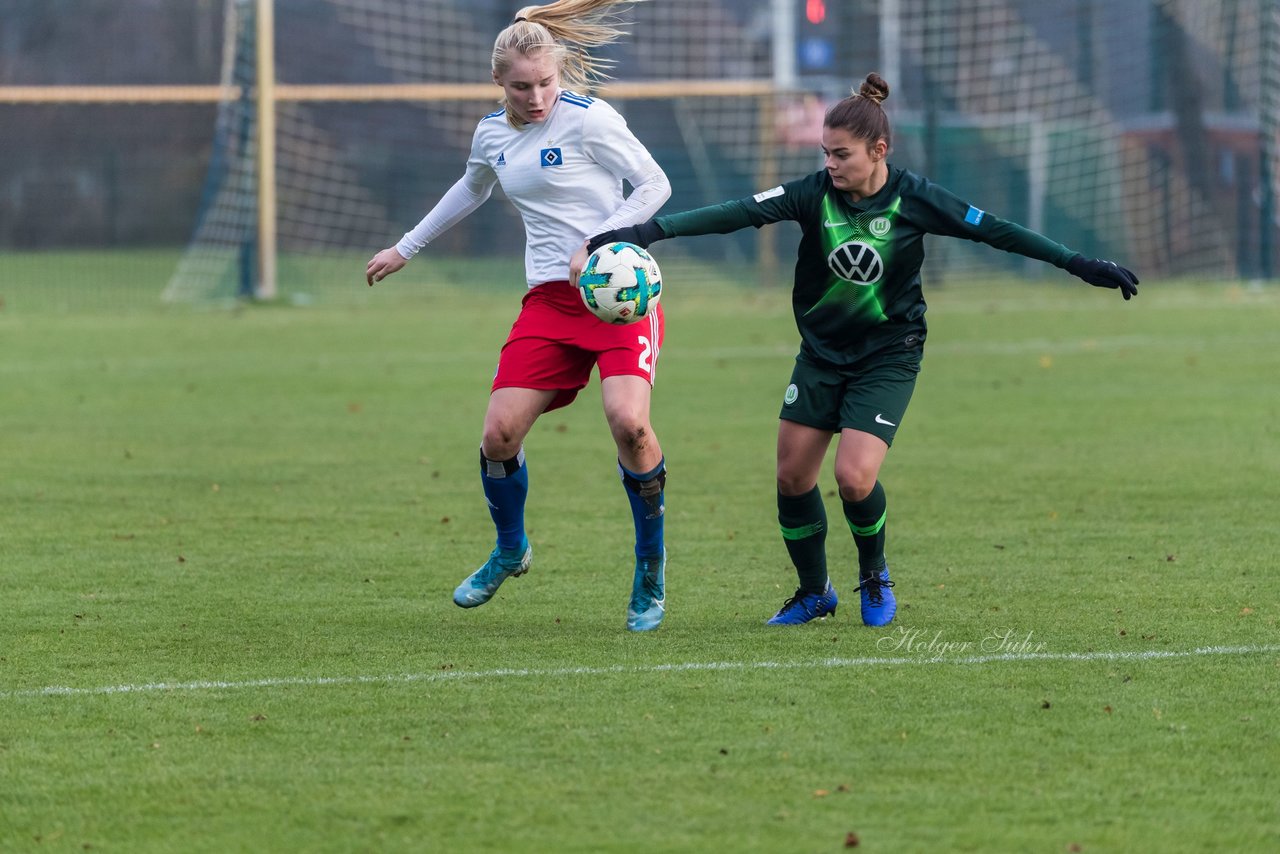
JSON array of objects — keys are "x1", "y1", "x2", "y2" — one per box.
[{"x1": 827, "y1": 241, "x2": 884, "y2": 285}]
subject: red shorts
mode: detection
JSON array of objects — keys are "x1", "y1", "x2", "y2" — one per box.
[{"x1": 493, "y1": 281, "x2": 664, "y2": 412}]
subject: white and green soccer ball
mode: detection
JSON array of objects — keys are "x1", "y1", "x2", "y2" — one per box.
[{"x1": 578, "y1": 242, "x2": 662, "y2": 325}]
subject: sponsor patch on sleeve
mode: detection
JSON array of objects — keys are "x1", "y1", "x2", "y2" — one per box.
[
  {"x1": 753, "y1": 186, "x2": 785, "y2": 203},
  {"x1": 964, "y1": 205, "x2": 986, "y2": 225}
]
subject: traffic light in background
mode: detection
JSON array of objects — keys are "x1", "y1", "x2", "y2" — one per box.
[{"x1": 796, "y1": 0, "x2": 838, "y2": 75}]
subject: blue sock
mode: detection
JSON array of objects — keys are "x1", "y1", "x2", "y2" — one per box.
[
  {"x1": 481, "y1": 448, "x2": 528, "y2": 551},
  {"x1": 619, "y1": 458, "x2": 665, "y2": 559}
]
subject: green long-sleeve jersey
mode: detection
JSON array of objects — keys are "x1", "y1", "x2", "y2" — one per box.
[{"x1": 654, "y1": 165, "x2": 1079, "y2": 367}]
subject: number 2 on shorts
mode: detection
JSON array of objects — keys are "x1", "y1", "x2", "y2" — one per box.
[{"x1": 637, "y1": 335, "x2": 652, "y2": 372}]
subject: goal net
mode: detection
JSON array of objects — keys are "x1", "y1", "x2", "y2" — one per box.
[
  {"x1": 164, "y1": 0, "x2": 793, "y2": 304},
  {"x1": 886, "y1": 0, "x2": 1279, "y2": 283},
  {"x1": 6, "y1": 0, "x2": 1267, "y2": 306}
]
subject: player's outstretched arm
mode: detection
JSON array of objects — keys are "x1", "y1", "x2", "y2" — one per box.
[
  {"x1": 1066, "y1": 255, "x2": 1139, "y2": 300},
  {"x1": 587, "y1": 220, "x2": 666, "y2": 254},
  {"x1": 366, "y1": 247, "x2": 409, "y2": 286}
]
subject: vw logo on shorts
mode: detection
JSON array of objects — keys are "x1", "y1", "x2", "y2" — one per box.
[
  {"x1": 827, "y1": 241, "x2": 884, "y2": 285},
  {"x1": 784, "y1": 383, "x2": 799, "y2": 405}
]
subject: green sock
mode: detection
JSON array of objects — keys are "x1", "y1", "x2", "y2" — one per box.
[
  {"x1": 778, "y1": 486, "x2": 828, "y2": 594},
  {"x1": 843, "y1": 481, "x2": 887, "y2": 578}
]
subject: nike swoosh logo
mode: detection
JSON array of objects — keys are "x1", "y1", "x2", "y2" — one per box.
[
  {"x1": 874, "y1": 414, "x2": 897, "y2": 426},
  {"x1": 823, "y1": 220, "x2": 846, "y2": 228}
]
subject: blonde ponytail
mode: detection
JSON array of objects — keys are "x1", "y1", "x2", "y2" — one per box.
[{"x1": 493, "y1": 0, "x2": 647, "y2": 125}]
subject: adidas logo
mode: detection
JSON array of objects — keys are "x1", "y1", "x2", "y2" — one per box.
[{"x1": 496, "y1": 152, "x2": 506, "y2": 167}]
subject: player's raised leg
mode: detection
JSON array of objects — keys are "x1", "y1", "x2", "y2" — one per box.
[{"x1": 454, "y1": 387, "x2": 555, "y2": 608}]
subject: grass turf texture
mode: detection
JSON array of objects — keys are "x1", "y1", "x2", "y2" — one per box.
[{"x1": 2, "y1": 271, "x2": 1278, "y2": 852}]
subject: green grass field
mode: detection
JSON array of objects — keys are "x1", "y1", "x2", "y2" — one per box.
[{"x1": 2, "y1": 265, "x2": 1278, "y2": 852}]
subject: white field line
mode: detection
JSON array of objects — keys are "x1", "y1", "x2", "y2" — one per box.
[{"x1": 4, "y1": 644, "x2": 1278, "y2": 700}]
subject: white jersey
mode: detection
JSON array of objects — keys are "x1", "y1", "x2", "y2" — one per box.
[{"x1": 396, "y1": 90, "x2": 670, "y2": 287}]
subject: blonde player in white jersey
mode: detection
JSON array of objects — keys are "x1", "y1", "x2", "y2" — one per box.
[{"x1": 366, "y1": 1, "x2": 672, "y2": 632}]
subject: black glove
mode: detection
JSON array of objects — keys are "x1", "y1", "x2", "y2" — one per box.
[
  {"x1": 586, "y1": 220, "x2": 666, "y2": 254},
  {"x1": 1066, "y1": 255, "x2": 1139, "y2": 300}
]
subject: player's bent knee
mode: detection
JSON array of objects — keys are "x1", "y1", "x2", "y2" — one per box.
[
  {"x1": 777, "y1": 472, "x2": 817, "y2": 496},
  {"x1": 480, "y1": 424, "x2": 524, "y2": 460},
  {"x1": 836, "y1": 474, "x2": 876, "y2": 503},
  {"x1": 835, "y1": 459, "x2": 879, "y2": 501},
  {"x1": 609, "y1": 420, "x2": 651, "y2": 455}
]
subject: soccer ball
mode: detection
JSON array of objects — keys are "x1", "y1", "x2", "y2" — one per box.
[{"x1": 578, "y1": 242, "x2": 662, "y2": 325}]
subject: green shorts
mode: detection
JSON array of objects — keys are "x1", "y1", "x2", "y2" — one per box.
[{"x1": 779, "y1": 353, "x2": 921, "y2": 446}]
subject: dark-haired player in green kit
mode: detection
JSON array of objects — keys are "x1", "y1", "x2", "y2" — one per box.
[{"x1": 588, "y1": 72, "x2": 1138, "y2": 628}]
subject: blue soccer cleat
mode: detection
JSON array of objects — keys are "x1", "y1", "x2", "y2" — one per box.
[
  {"x1": 856, "y1": 565, "x2": 896, "y2": 627},
  {"x1": 766, "y1": 581, "x2": 838, "y2": 625},
  {"x1": 627, "y1": 548, "x2": 666, "y2": 632},
  {"x1": 453, "y1": 538, "x2": 532, "y2": 608}
]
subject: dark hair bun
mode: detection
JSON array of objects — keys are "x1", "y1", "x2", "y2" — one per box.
[{"x1": 857, "y1": 73, "x2": 890, "y2": 104}]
